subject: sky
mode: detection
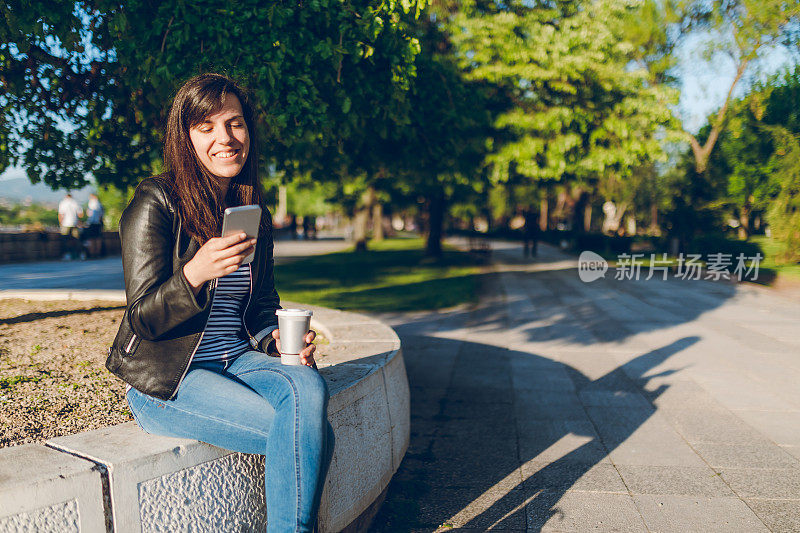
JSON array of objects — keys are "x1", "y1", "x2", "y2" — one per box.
[{"x1": 676, "y1": 33, "x2": 796, "y2": 134}]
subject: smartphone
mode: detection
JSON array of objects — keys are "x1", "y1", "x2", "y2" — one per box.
[{"x1": 221, "y1": 205, "x2": 262, "y2": 265}]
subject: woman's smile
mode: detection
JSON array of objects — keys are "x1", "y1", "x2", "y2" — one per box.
[{"x1": 213, "y1": 149, "x2": 239, "y2": 159}]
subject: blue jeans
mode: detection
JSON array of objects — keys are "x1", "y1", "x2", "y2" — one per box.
[{"x1": 126, "y1": 351, "x2": 335, "y2": 532}]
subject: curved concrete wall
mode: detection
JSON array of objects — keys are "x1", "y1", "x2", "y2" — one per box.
[{"x1": 0, "y1": 297, "x2": 409, "y2": 533}]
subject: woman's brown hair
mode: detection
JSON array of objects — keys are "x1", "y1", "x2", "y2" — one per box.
[{"x1": 163, "y1": 73, "x2": 263, "y2": 243}]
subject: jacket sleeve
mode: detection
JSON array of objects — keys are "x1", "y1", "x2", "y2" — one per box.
[
  {"x1": 247, "y1": 208, "x2": 282, "y2": 349},
  {"x1": 121, "y1": 180, "x2": 210, "y2": 341}
]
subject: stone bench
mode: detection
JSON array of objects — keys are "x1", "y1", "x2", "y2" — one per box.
[{"x1": 0, "y1": 298, "x2": 408, "y2": 533}]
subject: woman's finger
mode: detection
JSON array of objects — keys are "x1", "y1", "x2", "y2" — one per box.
[
  {"x1": 220, "y1": 255, "x2": 245, "y2": 269},
  {"x1": 227, "y1": 238, "x2": 258, "y2": 255},
  {"x1": 299, "y1": 343, "x2": 316, "y2": 356},
  {"x1": 305, "y1": 330, "x2": 316, "y2": 343},
  {"x1": 216, "y1": 232, "x2": 248, "y2": 249},
  {"x1": 302, "y1": 344, "x2": 316, "y2": 355},
  {"x1": 215, "y1": 240, "x2": 256, "y2": 261}
]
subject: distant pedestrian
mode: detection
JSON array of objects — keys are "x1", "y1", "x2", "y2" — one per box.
[
  {"x1": 302, "y1": 215, "x2": 317, "y2": 240},
  {"x1": 58, "y1": 192, "x2": 83, "y2": 260},
  {"x1": 523, "y1": 209, "x2": 539, "y2": 258},
  {"x1": 84, "y1": 193, "x2": 105, "y2": 257}
]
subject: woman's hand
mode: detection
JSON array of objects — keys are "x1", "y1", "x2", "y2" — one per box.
[
  {"x1": 272, "y1": 329, "x2": 317, "y2": 368},
  {"x1": 183, "y1": 232, "x2": 256, "y2": 294}
]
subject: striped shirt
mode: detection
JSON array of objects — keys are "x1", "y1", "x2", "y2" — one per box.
[
  {"x1": 192, "y1": 263, "x2": 252, "y2": 363},
  {"x1": 125, "y1": 263, "x2": 257, "y2": 394}
]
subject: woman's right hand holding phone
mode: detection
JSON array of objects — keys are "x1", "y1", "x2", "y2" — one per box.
[{"x1": 183, "y1": 232, "x2": 256, "y2": 294}]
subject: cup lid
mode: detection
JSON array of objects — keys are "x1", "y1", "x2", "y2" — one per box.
[{"x1": 275, "y1": 308, "x2": 313, "y2": 317}]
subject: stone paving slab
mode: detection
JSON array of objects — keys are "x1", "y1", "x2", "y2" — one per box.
[
  {"x1": 692, "y1": 442, "x2": 800, "y2": 469},
  {"x1": 715, "y1": 467, "x2": 800, "y2": 499},
  {"x1": 527, "y1": 491, "x2": 647, "y2": 532},
  {"x1": 517, "y1": 420, "x2": 610, "y2": 465},
  {"x1": 746, "y1": 498, "x2": 800, "y2": 532},
  {"x1": 732, "y1": 410, "x2": 800, "y2": 447},
  {"x1": 616, "y1": 465, "x2": 734, "y2": 497},
  {"x1": 633, "y1": 495, "x2": 770, "y2": 532},
  {"x1": 419, "y1": 487, "x2": 529, "y2": 530},
  {"x1": 520, "y1": 461, "x2": 628, "y2": 494}
]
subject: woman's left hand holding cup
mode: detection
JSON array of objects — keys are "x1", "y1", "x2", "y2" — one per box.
[{"x1": 271, "y1": 328, "x2": 317, "y2": 369}]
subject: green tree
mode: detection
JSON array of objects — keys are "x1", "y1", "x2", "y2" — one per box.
[
  {"x1": 702, "y1": 66, "x2": 800, "y2": 240},
  {"x1": 1, "y1": 0, "x2": 425, "y2": 190},
  {"x1": 648, "y1": 0, "x2": 800, "y2": 174},
  {"x1": 306, "y1": 8, "x2": 493, "y2": 256},
  {"x1": 393, "y1": 15, "x2": 492, "y2": 256},
  {"x1": 766, "y1": 126, "x2": 800, "y2": 262},
  {"x1": 448, "y1": 0, "x2": 678, "y2": 228}
]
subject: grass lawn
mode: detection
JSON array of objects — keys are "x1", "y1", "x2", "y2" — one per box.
[
  {"x1": 749, "y1": 236, "x2": 800, "y2": 282},
  {"x1": 274, "y1": 238, "x2": 486, "y2": 312}
]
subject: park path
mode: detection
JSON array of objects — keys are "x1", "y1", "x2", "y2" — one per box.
[
  {"x1": 370, "y1": 240, "x2": 800, "y2": 532},
  {"x1": 0, "y1": 239, "x2": 350, "y2": 291}
]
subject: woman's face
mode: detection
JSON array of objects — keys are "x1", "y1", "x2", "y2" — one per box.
[{"x1": 189, "y1": 94, "x2": 250, "y2": 179}]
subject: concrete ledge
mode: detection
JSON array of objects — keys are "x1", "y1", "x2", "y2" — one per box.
[
  {"x1": 0, "y1": 299, "x2": 408, "y2": 533},
  {"x1": 0, "y1": 444, "x2": 107, "y2": 532}
]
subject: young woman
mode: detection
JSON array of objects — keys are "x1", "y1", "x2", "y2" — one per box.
[{"x1": 105, "y1": 73, "x2": 335, "y2": 532}]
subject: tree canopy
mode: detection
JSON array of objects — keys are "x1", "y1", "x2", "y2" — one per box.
[
  {"x1": 0, "y1": 0, "x2": 425, "y2": 189},
  {"x1": 448, "y1": 0, "x2": 679, "y2": 188}
]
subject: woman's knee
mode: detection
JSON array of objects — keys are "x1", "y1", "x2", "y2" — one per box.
[{"x1": 287, "y1": 367, "x2": 329, "y2": 414}]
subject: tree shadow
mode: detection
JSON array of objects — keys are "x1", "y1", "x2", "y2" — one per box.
[
  {"x1": 0, "y1": 305, "x2": 125, "y2": 325},
  {"x1": 371, "y1": 335, "x2": 699, "y2": 531},
  {"x1": 369, "y1": 244, "x2": 739, "y2": 531}
]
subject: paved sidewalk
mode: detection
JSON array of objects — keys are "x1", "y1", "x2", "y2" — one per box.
[
  {"x1": 0, "y1": 239, "x2": 350, "y2": 292},
  {"x1": 371, "y1": 241, "x2": 800, "y2": 532}
]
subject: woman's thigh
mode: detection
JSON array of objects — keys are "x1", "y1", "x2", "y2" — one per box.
[{"x1": 126, "y1": 363, "x2": 280, "y2": 455}]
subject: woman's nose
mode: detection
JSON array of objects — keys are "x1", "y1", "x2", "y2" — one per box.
[{"x1": 216, "y1": 126, "x2": 234, "y2": 144}]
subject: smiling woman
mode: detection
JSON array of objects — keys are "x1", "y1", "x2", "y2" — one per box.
[{"x1": 105, "y1": 73, "x2": 335, "y2": 532}]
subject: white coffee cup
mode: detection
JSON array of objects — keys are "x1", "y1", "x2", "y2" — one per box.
[{"x1": 275, "y1": 309, "x2": 313, "y2": 365}]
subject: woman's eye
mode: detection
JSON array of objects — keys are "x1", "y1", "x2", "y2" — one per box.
[
  {"x1": 231, "y1": 122, "x2": 244, "y2": 128},
  {"x1": 198, "y1": 127, "x2": 212, "y2": 133}
]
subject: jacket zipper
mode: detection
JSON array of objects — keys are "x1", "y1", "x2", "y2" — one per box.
[
  {"x1": 124, "y1": 334, "x2": 138, "y2": 353},
  {"x1": 169, "y1": 277, "x2": 218, "y2": 400}
]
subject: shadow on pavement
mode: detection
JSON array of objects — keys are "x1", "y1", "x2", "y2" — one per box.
[
  {"x1": 370, "y1": 244, "x2": 735, "y2": 531},
  {"x1": 371, "y1": 334, "x2": 699, "y2": 531}
]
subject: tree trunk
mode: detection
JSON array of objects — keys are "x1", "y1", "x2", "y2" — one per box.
[
  {"x1": 426, "y1": 189, "x2": 446, "y2": 258},
  {"x1": 563, "y1": 187, "x2": 578, "y2": 231},
  {"x1": 275, "y1": 185, "x2": 288, "y2": 224},
  {"x1": 584, "y1": 201, "x2": 592, "y2": 233},
  {"x1": 353, "y1": 188, "x2": 375, "y2": 252},
  {"x1": 554, "y1": 189, "x2": 567, "y2": 223},
  {"x1": 602, "y1": 201, "x2": 628, "y2": 234},
  {"x1": 650, "y1": 202, "x2": 659, "y2": 234},
  {"x1": 539, "y1": 192, "x2": 549, "y2": 232},
  {"x1": 738, "y1": 204, "x2": 751, "y2": 240},
  {"x1": 571, "y1": 187, "x2": 586, "y2": 233},
  {"x1": 689, "y1": 58, "x2": 749, "y2": 174},
  {"x1": 625, "y1": 215, "x2": 636, "y2": 236},
  {"x1": 373, "y1": 201, "x2": 384, "y2": 241}
]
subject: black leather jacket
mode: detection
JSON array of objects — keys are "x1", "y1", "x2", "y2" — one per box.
[{"x1": 105, "y1": 175, "x2": 281, "y2": 400}]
